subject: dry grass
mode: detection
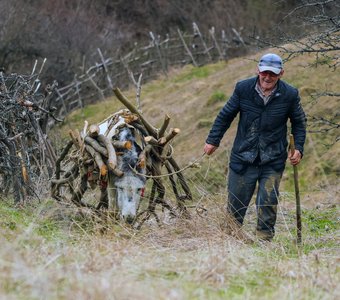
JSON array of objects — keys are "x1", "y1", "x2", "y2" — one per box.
[{"x1": 0, "y1": 187, "x2": 339, "y2": 300}]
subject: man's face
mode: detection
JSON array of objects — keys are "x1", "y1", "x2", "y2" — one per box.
[{"x1": 257, "y1": 69, "x2": 284, "y2": 92}]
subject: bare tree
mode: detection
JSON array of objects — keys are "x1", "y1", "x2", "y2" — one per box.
[
  {"x1": 275, "y1": 0, "x2": 339, "y2": 69},
  {"x1": 264, "y1": 0, "x2": 340, "y2": 139}
]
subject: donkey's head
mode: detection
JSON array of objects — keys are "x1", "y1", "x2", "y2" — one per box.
[
  {"x1": 107, "y1": 124, "x2": 146, "y2": 224},
  {"x1": 114, "y1": 174, "x2": 145, "y2": 224}
]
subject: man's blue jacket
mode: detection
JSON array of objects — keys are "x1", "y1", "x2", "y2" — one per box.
[{"x1": 206, "y1": 76, "x2": 306, "y2": 173}]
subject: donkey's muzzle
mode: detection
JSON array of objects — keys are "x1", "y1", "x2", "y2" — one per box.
[{"x1": 125, "y1": 215, "x2": 135, "y2": 224}]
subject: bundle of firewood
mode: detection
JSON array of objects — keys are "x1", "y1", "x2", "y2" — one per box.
[{"x1": 51, "y1": 88, "x2": 192, "y2": 226}]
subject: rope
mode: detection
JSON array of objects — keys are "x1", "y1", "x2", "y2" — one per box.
[{"x1": 130, "y1": 152, "x2": 207, "y2": 178}]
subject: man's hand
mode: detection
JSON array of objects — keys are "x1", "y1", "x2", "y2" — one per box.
[
  {"x1": 204, "y1": 143, "x2": 218, "y2": 155},
  {"x1": 288, "y1": 149, "x2": 302, "y2": 166}
]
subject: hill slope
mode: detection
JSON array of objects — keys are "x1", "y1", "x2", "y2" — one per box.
[
  {"x1": 1, "y1": 49, "x2": 338, "y2": 300},
  {"x1": 56, "y1": 48, "x2": 339, "y2": 204}
]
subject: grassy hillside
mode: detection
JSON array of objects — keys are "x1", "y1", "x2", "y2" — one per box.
[
  {"x1": 1, "y1": 49, "x2": 339, "y2": 299},
  {"x1": 56, "y1": 48, "x2": 339, "y2": 198}
]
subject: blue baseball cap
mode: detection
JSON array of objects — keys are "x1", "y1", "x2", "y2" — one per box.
[{"x1": 258, "y1": 53, "x2": 283, "y2": 74}]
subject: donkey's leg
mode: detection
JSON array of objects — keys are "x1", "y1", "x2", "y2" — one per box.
[{"x1": 96, "y1": 186, "x2": 108, "y2": 209}]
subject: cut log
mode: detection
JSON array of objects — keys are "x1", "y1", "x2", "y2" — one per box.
[
  {"x1": 97, "y1": 134, "x2": 117, "y2": 171},
  {"x1": 55, "y1": 140, "x2": 73, "y2": 179},
  {"x1": 144, "y1": 136, "x2": 159, "y2": 146},
  {"x1": 158, "y1": 114, "x2": 170, "y2": 138},
  {"x1": 85, "y1": 144, "x2": 108, "y2": 177},
  {"x1": 84, "y1": 136, "x2": 108, "y2": 157},
  {"x1": 112, "y1": 140, "x2": 132, "y2": 150},
  {"x1": 158, "y1": 128, "x2": 180, "y2": 146},
  {"x1": 88, "y1": 124, "x2": 100, "y2": 138}
]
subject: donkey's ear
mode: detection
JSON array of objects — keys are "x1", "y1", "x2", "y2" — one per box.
[
  {"x1": 137, "y1": 156, "x2": 146, "y2": 169},
  {"x1": 136, "y1": 163, "x2": 146, "y2": 177}
]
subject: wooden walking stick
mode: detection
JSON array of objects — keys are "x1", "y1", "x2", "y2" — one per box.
[{"x1": 289, "y1": 134, "x2": 302, "y2": 245}]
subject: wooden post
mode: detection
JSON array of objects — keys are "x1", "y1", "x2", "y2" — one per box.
[
  {"x1": 193, "y1": 22, "x2": 212, "y2": 62},
  {"x1": 232, "y1": 28, "x2": 246, "y2": 46},
  {"x1": 97, "y1": 48, "x2": 114, "y2": 89},
  {"x1": 177, "y1": 28, "x2": 198, "y2": 67},
  {"x1": 86, "y1": 70, "x2": 105, "y2": 101},
  {"x1": 74, "y1": 75, "x2": 83, "y2": 109},
  {"x1": 149, "y1": 31, "x2": 168, "y2": 76},
  {"x1": 209, "y1": 27, "x2": 224, "y2": 60},
  {"x1": 55, "y1": 88, "x2": 68, "y2": 117}
]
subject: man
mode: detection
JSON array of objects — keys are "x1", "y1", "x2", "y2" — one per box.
[{"x1": 204, "y1": 53, "x2": 306, "y2": 241}]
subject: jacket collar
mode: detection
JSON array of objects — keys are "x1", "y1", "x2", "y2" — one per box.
[{"x1": 253, "y1": 76, "x2": 283, "y2": 97}]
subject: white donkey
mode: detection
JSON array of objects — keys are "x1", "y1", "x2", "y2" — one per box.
[{"x1": 99, "y1": 115, "x2": 146, "y2": 224}]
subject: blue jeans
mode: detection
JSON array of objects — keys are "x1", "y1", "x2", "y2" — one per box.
[{"x1": 227, "y1": 164, "x2": 283, "y2": 239}]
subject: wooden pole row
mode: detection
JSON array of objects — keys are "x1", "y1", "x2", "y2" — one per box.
[{"x1": 53, "y1": 24, "x2": 248, "y2": 118}]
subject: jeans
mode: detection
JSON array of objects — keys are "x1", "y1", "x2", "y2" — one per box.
[{"x1": 227, "y1": 164, "x2": 283, "y2": 239}]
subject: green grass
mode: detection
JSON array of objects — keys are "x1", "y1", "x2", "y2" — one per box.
[
  {"x1": 0, "y1": 200, "x2": 66, "y2": 242},
  {"x1": 303, "y1": 207, "x2": 338, "y2": 236},
  {"x1": 172, "y1": 64, "x2": 222, "y2": 82},
  {"x1": 206, "y1": 91, "x2": 226, "y2": 106}
]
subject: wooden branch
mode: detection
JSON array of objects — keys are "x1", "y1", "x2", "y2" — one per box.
[
  {"x1": 62, "y1": 164, "x2": 80, "y2": 180},
  {"x1": 164, "y1": 161, "x2": 188, "y2": 214},
  {"x1": 140, "y1": 144, "x2": 153, "y2": 169},
  {"x1": 112, "y1": 140, "x2": 132, "y2": 150},
  {"x1": 69, "y1": 130, "x2": 81, "y2": 149},
  {"x1": 84, "y1": 136, "x2": 108, "y2": 157},
  {"x1": 51, "y1": 164, "x2": 79, "y2": 199},
  {"x1": 137, "y1": 146, "x2": 149, "y2": 170},
  {"x1": 55, "y1": 140, "x2": 73, "y2": 179},
  {"x1": 97, "y1": 134, "x2": 117, "y2": 171},
  {"x1": 167, "y1": 156, "x2": 192, "y2": 200},
  {"x1": 88, "y1": 124, "x2": 100, "y2": 138},
  {"x1": 69, "y1": 173, "x2": 92, "y2": 208},
  {"x1": 158, "y1": 114, "x2": 170, "y2": 138},
  {"x1": 113, "y1": 88, "x2": 158, "y2": 138},
  {"x1": 85, "y1": 144, "x2": 108, "y2": 177},
  {"x1": 144, "y1": 136, "x2": 159, "y2": 146},
  {"x1": 158, "y1": 128, "x2": 180, "y2": 146},
  {"x1": 130, "y1": 121, "x2": 149, "y2": 137}
]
